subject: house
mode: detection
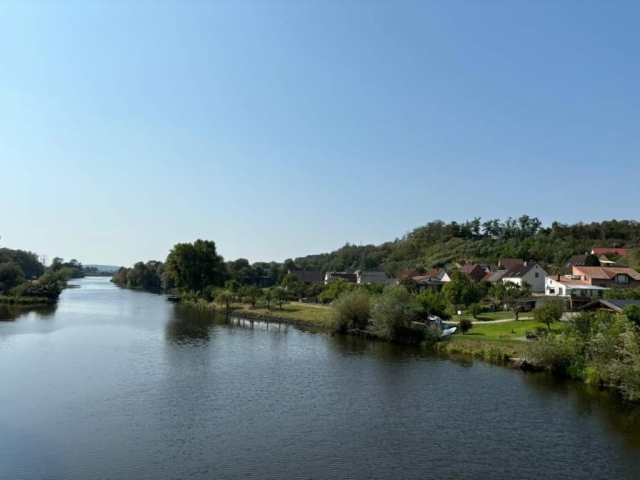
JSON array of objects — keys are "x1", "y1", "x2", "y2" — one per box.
[
  {"x1": 591, "y1": 247, "x2": 629, "y2": 257},
  {"x1": 579, "y1": 299, "x2": 640, "y2": 313},
  {"x1": 397, "y1": 269, "x2": 421, "y2": 281},
  {"x1": 559, "y1": 255, "x2": 588, "y2": 274},
  {"x1": 572, "y1": 266, "x2": 640, "y2": 289},
  {"x1": 355, "y1": 270, "x2": 396, "y2": 285},
  {"x1": 460, "y1": 264, "x2": 487, "y2": 283},
  {"x1": 288, "y1": 270, "x2": 324, "y2": 285},
  {"x1": 545, "y1": 274, "x2": 609, "y2": 309},
  {"x1": 425, "y1": 269, "x2": 451, "y2": 283},
  {"x1": 498, "y1": 258, "x2": 524, "y2": 270},
  {"x1": 324, "y1": 271, "x2": 357, "y2": 284},
  {"x1": 481, "y1": 270, "x2": 507, "y2": 284},
  {"x1": 502, "y1": 262, "x2": 547, "y2": 292}
]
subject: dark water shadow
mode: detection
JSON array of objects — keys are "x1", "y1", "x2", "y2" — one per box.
[
  {"x1": 0, "y1": 304, "x2": 58, "y2": 322},
  {"x1": 164, "y1": 305, "x2": 225, "y2": 346},
  {"x1": 523, "y1": 372, "x2": 640, "y2": 449}
]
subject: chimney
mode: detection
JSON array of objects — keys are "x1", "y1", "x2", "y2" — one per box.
[{"x1": 557, "y1": 274, "x2": 560, "y2": 281}]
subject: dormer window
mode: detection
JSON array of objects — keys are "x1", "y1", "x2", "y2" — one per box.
[{"x1": 615, "y1": 274, "x2": 629, "y2": 284}]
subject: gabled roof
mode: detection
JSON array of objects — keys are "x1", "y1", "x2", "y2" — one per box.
[
  {"x1": 397, "y1": 268, "x2": 420, "y2": 280},
  {"x1": 499, "y1": 258, "x2": 524, "y2": 270},
  {"x1": 481, "y1": 270, "x2": 507, "y2": 283},
  {"x1": 573, "y1": 266, "x2": 640, "y2": 281},
  {"x1": 579, "y1": 299, "x2": 640, "y2": 313},
  {"x1": 460, "y1": 264, "x2": 483, "y2": 274},
  {"x1": 591, "y1": 248, "x2": 629, "y2": 256},
  {"x1": 564, "y1": 255, "x2": 587, "y2": 268},
  {"x1": 503, "y1": 262, "x2": 543, "y2": 278},
  {"x1": 289, "y1": 270, "x2": 324, "y2": 283}
]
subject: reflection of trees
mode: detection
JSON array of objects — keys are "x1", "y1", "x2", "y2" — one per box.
[
  {"x1": 165, "y1": 305, "x2": 225, "y2": 346},
  {"x1": 524, "y1": 373, "x2": 640, "y2": 449},
  {"x1": 0, "y1": 304, "x2": 57, "y2": 322}
]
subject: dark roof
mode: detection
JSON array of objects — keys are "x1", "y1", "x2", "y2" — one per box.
[
  {"x1": 503, "y1": 262, "x2": 541, "y2": 278},
  {"x1": 560, "y1": 255, "x2": 588, "y2": 274},
  {"x1": 326, "y1": 272, "x2": 357, "y2": 283},
  {"x1": 499, "y1": 258, "x2": 524, "y2": 270},
  {"x1": 460, "y1": 264, "x2": 483, "y2": 274},
  {"x1": 579, "y1": 299, "x2": 640, "y2": 313},
  {"x1": 289, "y1": 270, "x2": 324, "y2": 283}
]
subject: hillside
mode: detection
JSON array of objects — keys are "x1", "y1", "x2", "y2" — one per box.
[{"x1": 289, "y1": 217, "x2": 640, "y2": 275}]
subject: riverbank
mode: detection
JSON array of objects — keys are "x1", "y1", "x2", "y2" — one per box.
[{"x1": 0, "y1": 295, "x2": 57, "y2": 305}]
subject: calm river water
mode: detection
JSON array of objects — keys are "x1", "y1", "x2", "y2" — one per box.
[{"x1": 1, "y1": 277, "x2": 639, "y2": 479}]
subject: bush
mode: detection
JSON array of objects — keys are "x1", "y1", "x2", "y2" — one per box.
[
  {"x1": 469, "y1": 303, "x2": 482, "y2": 320},
  {"x1": 329, "y1": 289, "x2": 372, "y2": 334},
  {"x1": 459, "y1": 318, "x2": 473, "y2": 334},
  {"x1": 370, "y1": 286, "x2": 421, "y2": 343},
  {"x1": 526, "y1": 336, "x2": 581, "y2": 375}
]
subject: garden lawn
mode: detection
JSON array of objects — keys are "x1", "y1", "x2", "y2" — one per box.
[{"x1": 233, "y1": 302, "x2": 330, "y2": 326}]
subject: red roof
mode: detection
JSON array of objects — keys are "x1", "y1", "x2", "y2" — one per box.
[{"x1": 591, "y1": 248, "x2": 629, "y2": 256}]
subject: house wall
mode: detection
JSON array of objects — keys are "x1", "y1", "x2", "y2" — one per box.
[
  {"x1": 580, "y1": 275, "x2": 640, "y2": 289},
  {"x1": 504, "y1": 264, "x2": 546, "y2": 292}
]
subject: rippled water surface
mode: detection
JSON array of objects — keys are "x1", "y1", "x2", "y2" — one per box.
[{"x1": 1, "y1": 278, "x2": 639, "y2": 479}]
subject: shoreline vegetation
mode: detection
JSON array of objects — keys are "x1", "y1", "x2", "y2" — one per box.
[{"x1": 110, "y1": 218, "x2": 640, "y2": 403}]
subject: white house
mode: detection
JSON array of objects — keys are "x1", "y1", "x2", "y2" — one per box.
[
  {"x1": 545, "y1": 274, "x2": 609, "y2": 309},
  {"x1": 501, "y1": 262, "x2": 547, "y2": 292}
]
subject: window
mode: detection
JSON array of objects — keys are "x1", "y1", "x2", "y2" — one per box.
[
  {"x1": 535, "y1": 273, "x2": 539, "y2": 278},
  {"x1": 548, "y1": 288, "x2": 555, "y2": 294},
  {"x1": 615, "y1": 274, "x2": 629, "y2": 284},
  {"x1": 559, "y1": 287, "x2": 564, "y2": 296}
]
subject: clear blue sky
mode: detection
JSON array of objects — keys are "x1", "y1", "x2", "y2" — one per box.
[{"x1": 1, "y1": 1, "x2": 638, "y2": 266}]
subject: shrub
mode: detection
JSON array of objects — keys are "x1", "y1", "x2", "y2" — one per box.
[
  {"x1": 459, "y1": 318, "x2": 473, "y2": 334},
  {"x1": 329, "y1": 289, "x2": 372, "y2": 334},
  {"x1": 469, "y1": 303, "x2": 482, "y2": 320},
  {"x1": 370, "y1": 286, "x2": 421, "y2": 343},
  {"x1": 526, "y1": 336, "x2": 581, "y2": 376}
]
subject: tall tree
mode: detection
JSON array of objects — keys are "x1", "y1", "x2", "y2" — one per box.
[
  {"x1": 491, "y1": 281, "x2": 532, "y2": 321},
  {"x1": 166, "y1": 239, "x2": 226, "y2": 292},
  {"x1": 443, "y1": 270, "x2": 482, "y2": 309}
]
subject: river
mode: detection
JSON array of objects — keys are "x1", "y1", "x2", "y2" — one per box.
[{"x1": 1, "y1": 277, "x2": 639, "y2": 479}]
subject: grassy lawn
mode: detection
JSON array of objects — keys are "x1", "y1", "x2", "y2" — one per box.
[
  {"x1": 457, "y1": 319, "x2": 563, "y2": 341},
  {"x1": 458, "y1": 310, "x2": 525, "y2": 322},
  {"x1": 232, "y1": 302, "x2": 330, "y2": 326}
]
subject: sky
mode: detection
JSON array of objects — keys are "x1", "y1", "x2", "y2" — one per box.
[{"x1": 1, "y1": 1, "x2": 638, "y2": 266}]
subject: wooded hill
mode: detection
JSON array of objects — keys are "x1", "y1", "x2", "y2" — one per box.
[{"x1": 288, "y1": 217, "x2": 640, "y2": 275}]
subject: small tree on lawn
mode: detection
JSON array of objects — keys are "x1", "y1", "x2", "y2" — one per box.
[
  {"x1": 491, "y1": 281, "x2": 532, "y2": 321},
  {"x1": 272, "y1": 287, "x2": 289, "y2": 310},
  {"x1": 263, "y1": 287, "x2": 274, "y2": 309},
  {"x1": 533, "y1": 298, "x2": 564, "y2": 332},
  {"x1": 215, "y1": 289, "x2": 233, "y2": 310},
  {"x1": 443, "y1": 270, "x2": 482, "y2": 312},
  {"x1": 242, "y1": 286, "x2": 261, "y2": 308}
]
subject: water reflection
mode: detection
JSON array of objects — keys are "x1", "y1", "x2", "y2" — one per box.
[
  {"x1": 0, "y1": 304, "x2": 57, "y2": 322},
  {"x1": 524, "y1": 373, "x2": 640, "y2": 449},
  {"x1": 164, "y1": 305, "x2": 223, "y2": 346}
]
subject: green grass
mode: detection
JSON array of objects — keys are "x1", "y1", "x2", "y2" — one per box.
[
  {"x1": 232, "y1": 302, "x2": 330, "y2": 326},
  {"x1": 459, "y1": 310, "x2": 526, "y2": 322},
  {"x1": 455, "y1": 319, "x2": 563, "y2": 341}
]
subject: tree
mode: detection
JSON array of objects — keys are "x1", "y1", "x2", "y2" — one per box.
[
  {"x1": 469, "y1": 303, "x2": 482, "y2": 320},
  {"x1": 585, "y1": 254, "x2": 601, "y2": 266},
  {"x1": 0, "y1": 262, "x2": 25, "y2": 294},
  {"x1": 263, "y1": 287, "x2": 274, "y2": 309},
  {"x1": 166, "y1": 239, "x2": 226, "y2": 292},
  {"x1": 415, "y1": 287, "x2": 448, "y2": 319},
  {"x1": 242, "y1": 286, "x2": 261, "y2": 307},
  {"x1": 491, "y1": 281, "x2": 532, "y2": 321},
  {"x1": 533, "y1": 299, "x2": 564, "y2": 332},
  {"x1": 215, "y1": 290, "x2": 233, "y2": 309},
  {"x1": 443, "y1": 270, "x2": 482, "y2": 309},
  {"x1": 272, "y1": 287, "x2": 289, "y2": 310},
  {"x1": 370, "y1": 286, "x2": 418, "y2": 342},
  {"x1": 329, "y1": 289, "x2": 371, "y2": 333},
  {"x1": 623, "y1": 305, "x2": 640, "y2": 328}
]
